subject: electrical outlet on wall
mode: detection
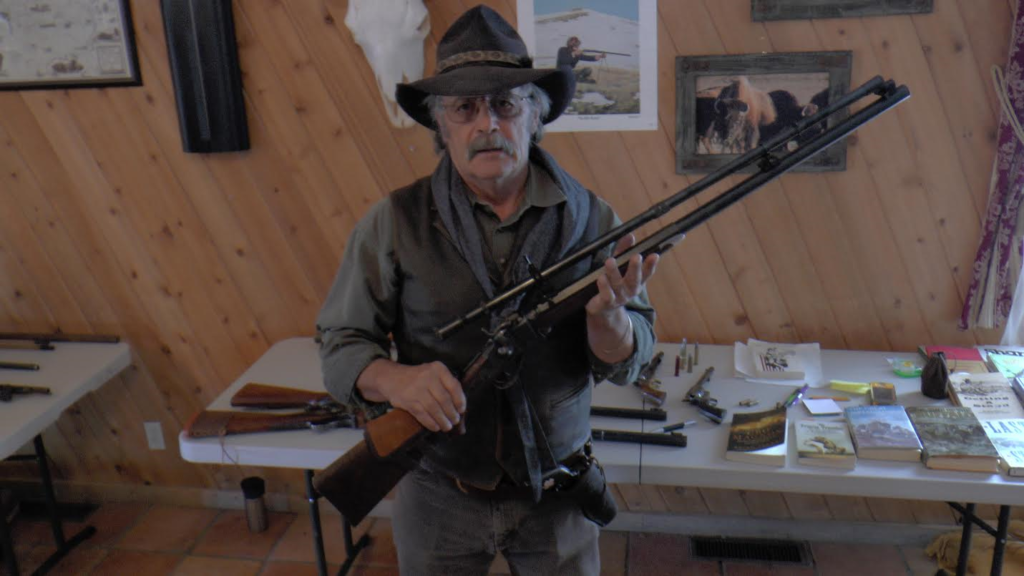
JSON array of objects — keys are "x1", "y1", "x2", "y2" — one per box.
[{"x1": 144, "y1": 421, "x2": 166, "y2": 450}]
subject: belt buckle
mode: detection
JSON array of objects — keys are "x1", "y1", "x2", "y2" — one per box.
[{"x1": 541, "y1": 465, "x2": 578, "y2": 491}]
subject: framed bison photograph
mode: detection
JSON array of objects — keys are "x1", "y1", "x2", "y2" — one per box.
[
  {"x1": 675, "y1": 51, "x2": 852, "y2": 174},
  {"x1": 750, "y1": 0, "x2": 933, "y2": 22}
]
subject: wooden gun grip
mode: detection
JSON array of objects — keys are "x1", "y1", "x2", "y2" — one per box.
[
  {"x1": 364, "y1": 409, "x2": 427, "y2": 458},
  {"x1": 231, "y1": 383, "x2": 332, "y2": 409}
]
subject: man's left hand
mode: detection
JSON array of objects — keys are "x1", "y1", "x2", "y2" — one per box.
[{"x1": 585, "y1": 234, "x2": 658, "y2": 362}]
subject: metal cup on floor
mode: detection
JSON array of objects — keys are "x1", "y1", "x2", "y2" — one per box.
[{"x1": 240, "y1": 476, "x2": 268, "y2": 533}]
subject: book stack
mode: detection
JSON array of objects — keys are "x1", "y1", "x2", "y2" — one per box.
[
  {"x1": 917, "y1": 345, "x2": 989, "y2": 375},
  {"x1": 947, "y1": 372, "x2": 1024, "y2": 420},
  {"x1": 980, "y1": 419, "x2": 1024, "y2": 477},
  {"x1": 906, "y1": 406, "x2": 1000, "y2": 473},
  {"x1": 794, "y1": 420, "x2": 856, "y2": 469},
  {"x1": 844, "y1": 405, "x2": 922, "y2": 462},
  {"x1": 725, "y1": 405, "x2": 788, "y2": 466}
]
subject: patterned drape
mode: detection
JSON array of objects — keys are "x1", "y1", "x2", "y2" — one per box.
[{"x1": 960, "y1": 0, "x2": 1024, "y2": 330}]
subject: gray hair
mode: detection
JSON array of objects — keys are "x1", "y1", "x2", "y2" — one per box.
[{"x1": 425, "y1": 84, "x2": 552, "y2": 153}]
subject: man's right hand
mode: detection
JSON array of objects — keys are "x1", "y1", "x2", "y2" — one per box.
[{"x1": 356, "y1": 359, "x2": 466, "y2": 432}]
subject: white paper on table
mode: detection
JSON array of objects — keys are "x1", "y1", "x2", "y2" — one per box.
[{"x1": 733, "y1": 341, "x2": 823, "y2": 386}]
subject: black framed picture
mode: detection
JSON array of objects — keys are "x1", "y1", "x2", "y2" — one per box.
[
  {"x1": 0, "y1": 0, "x2": 142, "y2": 91},
  {"x1": 675, "y1": 51, "x2": 852, "y2": 174},
  {"x1": 751, "y1": 0, "x2": 933, "y2": 21}
]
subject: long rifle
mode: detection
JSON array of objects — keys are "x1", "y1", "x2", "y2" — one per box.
[
  {"x1": 582, "y1": 49, "x2": 631, "y2": 57},
  {"x1": 313, "y1": 76, "x2": 910, "y2": 526},
  {"x1": 0, "y1": 332, "x2": 120, "y2": 351}
]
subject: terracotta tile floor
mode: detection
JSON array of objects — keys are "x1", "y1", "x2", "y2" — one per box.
[{"x1": 0, "y1": 503, "x2": 945, "y2": 575}]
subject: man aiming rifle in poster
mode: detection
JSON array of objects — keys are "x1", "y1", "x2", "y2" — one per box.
[{"x1": 556, "y1": 36, "x2": 607, "y2": 84}]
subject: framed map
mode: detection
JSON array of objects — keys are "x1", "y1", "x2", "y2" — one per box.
[{"x1": 0, "y1": 0, "x2": 141, "y2": 90}]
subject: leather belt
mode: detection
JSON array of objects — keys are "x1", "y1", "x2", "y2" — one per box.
[{"x1": 454, "y1": 441, "x2": 594, "y2": 498}]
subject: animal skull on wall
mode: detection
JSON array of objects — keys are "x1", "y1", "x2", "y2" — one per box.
[{"x1": 345, "y1": 0, "x2": 430, "y2": 129}]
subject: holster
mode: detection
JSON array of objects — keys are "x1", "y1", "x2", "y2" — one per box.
[{"x1": 562, "y1": 459, "x2": 617, "y2": 527}]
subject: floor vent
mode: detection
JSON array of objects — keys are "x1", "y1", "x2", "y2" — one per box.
[{"x1": 689, "y1": 536, "x2": 809, "y2": 564}]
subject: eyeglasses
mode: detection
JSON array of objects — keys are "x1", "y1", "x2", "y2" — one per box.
[{"x1": 440, "y1": 93, "x2": 528, "y2": 124}]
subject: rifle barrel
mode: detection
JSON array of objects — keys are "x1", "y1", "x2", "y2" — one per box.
[
  {"x1": 0, "y1": 332, "x2": 121, "y2": 351},
  {"x1": 437, "y1": 76, "x2": 900, "y2": 339}
]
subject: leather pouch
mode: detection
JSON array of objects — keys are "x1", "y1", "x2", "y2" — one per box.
[
  {"x1": 564, "y1": 460, "x2": 617, "y2": 527},
  {"x1": 921, "y1": 351, "x2": 950, "y2": 400}
]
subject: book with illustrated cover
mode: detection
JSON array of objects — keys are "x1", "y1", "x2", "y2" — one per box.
[
  {"x1": 794, "y1": 420, "x2": 856, "y2": 469},
  {"x1": 918, "y1": 345, "x2": 989, "y2": 374},
  {"x1": 980, "y1": 419, "x2": 1024, "y2": 477},
  {"x1": 947, "y1": 372, "x2": 1024, "y2": 420},
  {"x1": 980, "y1": 347, "x2": 1024, "y2": 379},
  {"x1": 746, "y1": 339, "x2": 816, "y2": 380},
  {"x1": 906, "y1": 406, "x2": 1000, "y2": 473},
  {"x1": 844, "y1": 405, "x2": 922, "y2": 462},
  {"x1": 725, "y1": 406, "x2": 788, "y2": 466}
]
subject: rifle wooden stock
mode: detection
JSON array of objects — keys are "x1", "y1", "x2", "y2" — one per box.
[
  {"x1": 185, "y1": 409, "x2": 342, "y2": 438},
  {"x1": 231, "y1": 383, "x2": 334, "y2": 409},
  {"x1": 0, "y1": 332, "x2": 120, "y2": 346},
  {"x1": 314, "y1": 440, "x2": 412, "y2": 526}
]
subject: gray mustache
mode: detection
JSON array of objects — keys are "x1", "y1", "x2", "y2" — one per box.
[{"x1": 467, "y1": 135, "x2": 515, "y2": 159}]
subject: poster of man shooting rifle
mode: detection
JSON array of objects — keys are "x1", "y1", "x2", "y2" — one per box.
[{"x1": 517, "y1": 0, "x2": 657, "y2": 131}]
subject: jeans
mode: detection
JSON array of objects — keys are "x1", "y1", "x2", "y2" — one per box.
[{"x1": 392, "y1": 468, "x2": 600, "y2": 576}]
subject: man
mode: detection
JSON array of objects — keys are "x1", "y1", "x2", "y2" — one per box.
[
  {"x1": 317, "y1": 6, "x2": 658, "y2": 575},
  {"x1": 556, "y1": 36, "x2": 606, "y2": 83}
]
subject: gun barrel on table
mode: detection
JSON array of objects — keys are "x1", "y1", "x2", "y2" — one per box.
[
  {"x1": 312, "y1": 76, "x2": 911, "y2": 527},
  {"x1": 591, "y1": 429, "x2": 687, "y2": 447},
  {"x1": 0, "y1": 332, "x2": 120, "y2": 351},
  {"x1": 184, "y1": 409, "x2": 357, "y2": 438},
  {"x1": 0, "y1": 383, "x2": 51, "y2": 402}
]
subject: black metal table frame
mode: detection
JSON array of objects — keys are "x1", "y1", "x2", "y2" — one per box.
[
  {"x1": 304, "y1": 469, "x2": 370, "y2": 576},
  {"x1": 1, "y1": 435, "x2": 96, "y2": 575},
  {"x1": 947, "y1": 502, "x2": 1013, "y2": 576}
]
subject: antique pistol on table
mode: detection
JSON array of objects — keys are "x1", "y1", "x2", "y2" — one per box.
[
  {"x1": 184, "y1": 383, "x2": 360, "y2": 438},
  {"x1": 685, "y1": 366, "x2": 726, "y2": 424},
  {"x1": 0, "y1": 383, "x2": 51, "y2": 402},
  {"x1": 633, "y1": 350, "x2": 667, "y2": 406}
]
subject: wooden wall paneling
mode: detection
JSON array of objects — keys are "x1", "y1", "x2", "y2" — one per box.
[
  {"x1": 58, "y1": 89, "x2": 257, "y2": 385},
  {"x1": 642, "y1": 14, "x2": 754, "y2": 345},
  {"x1": 234, "y1": 0, "x2": 387, "y2": 222},
  {"x1": 640, "y1": 484, "x2": 670, "y2": 513},
  {"x1": 742, "y1": 490, "x2": 792, "y2": 519},
  {"x1": 909, "y1": 500, "x2": 958, "y2": 525},
  {"x1": 865, "y1": 497, "x2": 917, "y2": 523},
  {"x1": 278, "y1": 2, "x2": 419, "y2": 193},
  {"x1": 699, "y1": 488, "x2": 750, "y2": 516},
  {"x1": 865, "y1": 16, "x2": 984, "y2": 303},
  {"x1": 19, "y1": 92, "x2": 229, "y2": 421},
  {"x1": 759, "y1": 19, "x2": 893, "y2": 351},
  {"x1": 814, "y1": 17, "x2": 973, "y2": 347},
  {"x1": 913, "y1": 2, "x2": 1000, "y2": 219},
  {"x1": 0, "y1": 94, "x2": 221, "y2": 488},
  {"x1": 616, "y1": 483, "x2": 650, "y2": 511},
  {"x1": 781, "y1": 493, "x2": 833, "y2": 521},
  {"x1": 705, "y1": 1, "x2": 849, "y2": 346},
  {"x1": 538, "y1": 134, "x2": 599, "y2": 192},
  {"x1": 823, "y1": 495, "x2": 874, "y2": 522},
  {"x1": 657, "y1": 485, "x2": 711, "y2": 515}
]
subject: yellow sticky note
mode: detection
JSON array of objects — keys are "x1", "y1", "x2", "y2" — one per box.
[{"x1": 829, "y1": 380, "x2": 871, "y2": 395}]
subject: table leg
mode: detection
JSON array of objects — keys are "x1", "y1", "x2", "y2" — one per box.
[
  {"x1": 955, "y1": 503, "x2": 974, "y2": 576},
  {"x1": 302, "y1": 469, "x2": 371, "y2": 576},
  {"x1": 989, "y1": 505, "x2": 1010, "y2": 576},
  {"x1": 305, "y1": 470, "x2": 329, "y2": 576},
  {"x1": 27, "y1": 434, "x2": 97, "y2": 575},
  {"x1": 0, "y1": 508, "x2": 19, "y2": 576}
]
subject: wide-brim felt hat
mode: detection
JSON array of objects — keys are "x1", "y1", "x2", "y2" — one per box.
[{"x1": 396, "y1": 5, "x2": 574, "y2": 129}]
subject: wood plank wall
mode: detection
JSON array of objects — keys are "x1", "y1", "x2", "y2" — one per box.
[{"x1": 0, "y1": 0, "x2": 1015, "y2": 511}]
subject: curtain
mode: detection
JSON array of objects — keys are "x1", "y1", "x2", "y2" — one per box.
[{"x1": 960, "y1": 0, "x2": 1024, "y2": 331}]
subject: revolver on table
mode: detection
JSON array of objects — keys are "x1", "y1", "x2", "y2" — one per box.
[{"x1": 685, "y1": 366, "x2": 726, "y2": 424}]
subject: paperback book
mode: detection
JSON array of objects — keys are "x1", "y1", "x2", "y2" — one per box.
[
  {"x1": 947, "y1": 372, "x2": 1024, "y2": 420},
  {"x1": 725, "y1": 405, "x2": 788, "y2": 466},
  {"x1": 906, "y1": 406, "x2": 1000, "y2": 473},
  {"x1": 980, "y1": 347, "x2": 1024, "y2": 379},
  {"x1": 918, "y1": 345, "x2": 989, "y2": 374},
  {"x1": 794, "y1": 420, "x2": 856, "y2": 469},
  {"x1": 980, "y1": 419, "x2": 1024, "y2": 477},
  {"x1": 844, "y1": 405, "x2": 922, "y2": 462}
]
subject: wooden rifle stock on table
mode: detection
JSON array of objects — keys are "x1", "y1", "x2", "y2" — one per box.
[
  {"x1": 312, "y1": 77, "x2": 911, "y2": 526},
  {"x1": 0, "y1": 332, "x2": 120, "y2": 351},
  {"x1": 183, "y1": 383, "x2": 358, "y2": 438}
]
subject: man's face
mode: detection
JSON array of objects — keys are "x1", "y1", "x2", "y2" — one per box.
[{"x1": 437, "y1": 86, "x2": 539, "y2": 188}]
